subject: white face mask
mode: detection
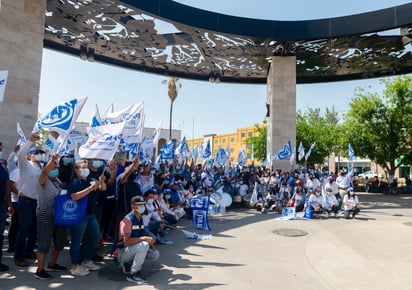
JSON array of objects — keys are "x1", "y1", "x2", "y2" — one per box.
[
  {"x1": 137, "y1": 205, "x2": 145, "y2": 214},
  {"x1": 79, "y1": 168, "x2": 90, "y2": 178},
  {"x1": 0, "y1": 152, "x2": 3, "y2": 159},
  {"x1": 34, "y1": 154, "x2": 44, "y2": 162},
  {"x1": 147, "y1": 198, "x2": 154, "y2": 204}
]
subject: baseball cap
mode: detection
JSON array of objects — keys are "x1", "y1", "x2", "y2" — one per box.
[
  {"x1": 28, "y1": 147, "x2": 45, "y2": 155},
  {"x1": 130, "y1": 196, "x2": 145, "y2": 205}
]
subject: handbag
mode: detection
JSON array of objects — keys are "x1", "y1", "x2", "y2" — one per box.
[{"x1": 54, "y1": 191, "x2": 88, "y2": 226}]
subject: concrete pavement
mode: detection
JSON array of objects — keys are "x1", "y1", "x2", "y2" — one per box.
[{"x1": 2, "y1": 191, "x2": 412, "y2": 290}]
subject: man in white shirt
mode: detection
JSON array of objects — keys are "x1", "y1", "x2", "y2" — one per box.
[{"x1": 15, "y1": 134, "x2": 44, "y2": 267}]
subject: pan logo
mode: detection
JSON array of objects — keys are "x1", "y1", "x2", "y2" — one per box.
[{"x1": 63, "y1": 199, "x2": 78, "y2": 213}]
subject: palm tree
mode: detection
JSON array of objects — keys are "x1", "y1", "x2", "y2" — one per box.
[{"x1": 162, "y1": 77, "x2": 181, "y2": 140}]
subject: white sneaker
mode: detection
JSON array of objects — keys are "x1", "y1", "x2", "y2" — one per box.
[
  {"x1": 81, "y1": 260, "x2": 101, "y2": 271},
  {"x1": 71, "y1": 265, "x2": 90, "y2": 276}
]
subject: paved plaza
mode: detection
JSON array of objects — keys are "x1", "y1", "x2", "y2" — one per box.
[{"x1": 1, "y1": 191, "x2": 412, "y2": 290}]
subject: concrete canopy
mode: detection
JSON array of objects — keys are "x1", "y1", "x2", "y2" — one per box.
[{"x1": 44, "y1": 1, "x2": 412, "y2": 84}]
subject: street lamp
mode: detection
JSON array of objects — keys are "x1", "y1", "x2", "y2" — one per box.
[{"x1": 162, "y1": 77, "x2": 181, "y2": 141}]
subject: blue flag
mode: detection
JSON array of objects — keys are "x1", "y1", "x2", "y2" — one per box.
[
  {"x1": 89, "y1": 104, "x2": 102, "y2": 127},
  {"x1": 238, "y1": 147, "x2": 247, "y2": 166},
  {"x1": 190, "y1": 195, "x2": 211, "y2": 231},
  {"x1": 124, "y1": 142, "x2": 139, "y2": 159},
  {"x1": 201, "y1": 139, "x2": 211, "y2": 160},
  {"x1": 191, "y1": 144, "x2": 199, "y2": 163},
  {"x1": 33, "y1": 97, "x2": 87, "y2": 134},
  {"x1": 349, "y1": 143, "x2": 355, "y2": 161},
  {"x1": 160, "y1": 140, "x2": 175, "y2": 160},
  {"x1": 275, "y1": 140, "x2": 292, "y2": 160},
  {"x1": 215, "y1": 146, "x2": 227, "y2": 166}
]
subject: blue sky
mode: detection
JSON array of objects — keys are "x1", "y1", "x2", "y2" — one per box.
[{"x1": 39, "y1": 0, "x2": 411, "y2": 139}]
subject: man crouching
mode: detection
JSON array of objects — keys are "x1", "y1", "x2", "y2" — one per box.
[{"x1": 116, "y1": 196, "x2": 159, "y2": 284}]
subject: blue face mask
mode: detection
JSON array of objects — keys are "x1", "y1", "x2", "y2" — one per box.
[
  {"x1": 48, "y1": 169, "x2": 59, "y2": 178},
  {"x1": 92, "y1": 160, "x2": 104, "y2": 168},
  {"x1": 64, "y1": 158, "x2": 73, "y2": 165}
]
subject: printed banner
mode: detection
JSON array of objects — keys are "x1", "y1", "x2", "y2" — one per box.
[{"x1": 190, "y1": 195, "x2": 211, "y2": 231}]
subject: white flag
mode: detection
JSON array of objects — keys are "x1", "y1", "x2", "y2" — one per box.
[
  {"x1": 250, "y1": 182, "x2": 258, "y2": 206},
  {"x1": 79, "y1": 122, "x2": 126, "y2": 160},
  {"x1": 298, "y1": 142, "x2": 305, "y2": 161},
  {"x1": 139, "y1": 137, "x2": 155, "y2": 163},
  {"x1": 100, "y1": 103, "x2": 144, "y2": 143},
  {"x1": 151, "y1": 120, "x2": 163, "y2": 146},
  {"x1": 305, "y1": 142, "x2": 316, "y2": 161},
  {"x1": 0, "y1": 70, "x2": 8, "y2": 102},
  {"x1": 289, "y1": 145, "x2": 295, "y2": 165},
  {"x1": 16, "y1": 122, "x2": 26, "y2": 145}
]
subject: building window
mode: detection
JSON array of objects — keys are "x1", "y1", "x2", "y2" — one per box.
[
  {"x1": 241, "y1": 132, "x2": 245, "y2": 138},
  {"x1": 215, "y1": 140, "x2": 218, "y2": 144},
  {"x1": 230, "y1": 137, "x2": 235, "y2": 143},
  {"x1": 230, "y1": 148, "x2": 234, "y2": 153},
  {"x1": 222, "y1": 138, "x2": 226, "y2": 143},
  {"x1": 248, "y1": 132, "x2": 252, "y2": 137}
]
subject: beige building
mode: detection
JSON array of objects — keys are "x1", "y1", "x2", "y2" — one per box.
[{"x1": 187, "y1": 125, "x2": 259, "y2": 164}]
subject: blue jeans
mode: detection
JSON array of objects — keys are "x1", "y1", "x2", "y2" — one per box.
[
  {"x1": 14, "y1": 198, "x2": 37, "y2": 260},
  {"x1": 68, "y1": 214, "x2": 100, "y2": 265},
  {"x1": 0, "y1": 201, "x2": 7, "y2": 260}
]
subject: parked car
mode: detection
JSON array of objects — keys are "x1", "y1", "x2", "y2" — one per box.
[{"x1": 358, "y1": 171, "x2": 384, "y2": 179}]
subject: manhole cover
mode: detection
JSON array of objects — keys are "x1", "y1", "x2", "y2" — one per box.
[
  {"x1": 403, "y1": 222, "x2": 412, "y2": 227},
  {"x1": 273, "y1": 228, "x2": 308, "y2": 237}
]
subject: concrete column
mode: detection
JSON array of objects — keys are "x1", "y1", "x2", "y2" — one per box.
[
  {"x1": 266, "y1": 56, "x2": 296, "y2": 172},
  {"x1": 0, "y1": 0, "x2": 46, "y2": 155}
]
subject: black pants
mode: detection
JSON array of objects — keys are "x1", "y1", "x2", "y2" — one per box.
[
  {"x1": 7, "y1": 202, "x2": 19, "y2": 251},
  {"x1": 344, "y1": 207, "x2": 360, "y2": 219}
]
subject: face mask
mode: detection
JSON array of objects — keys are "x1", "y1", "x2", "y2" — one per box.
[
  {"x1": 92, "y1": 160, "x2": 104, "y2": 168},
  {"x1": 147, "y1": 198, "x2": 154, "y2": 204},
  {"x1": 165, "y1": 168, "x2": 169, "y2": 173},
  {"x1": 165, "y1": 194, "x2": 171, "y2": 199},
  {"x1": 48, "y1": 169, "x2": 59, "y2": 178},
  {"x1": 34, "y1": 154, "x2": 44, "y2": 162},
  {"x1": 151, "y1": 170, "x2": 156, "y2": 174},
  {"x1": 137, "y1": 205, "x2": 145, "y2": 214},
  {"x1": 240, "y1": 181, "x2": 243, "y2": 185},
  {"x1": 0, "y1": 152, "x2": 3, "y2": 159},
  {"x1": 64, "y1": 158, "x2": 73, "y2": 165},
  {"x1": 79, "y1": 168, "x2": 90, "y2": 178}
]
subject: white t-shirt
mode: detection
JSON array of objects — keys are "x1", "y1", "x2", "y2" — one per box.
[
  {"x1": 343, "y1": 194, "x2": 359, "y2": 210},
  {"x1": 9, "y1": 168, "x2": 20, "y2": 203}
]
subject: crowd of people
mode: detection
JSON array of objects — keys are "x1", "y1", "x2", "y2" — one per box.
[{"x1": 0, "y1": 136, "x2": 361, "y2": 284}]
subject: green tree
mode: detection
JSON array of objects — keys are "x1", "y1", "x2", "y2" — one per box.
[
  {"x1": 344, "y1": 75, "x2": 412, "y2": 178},
  {"x1": 296, "y1": 107, "x2": 342, "y2": 166},
  {"x1": 246, "y1": 120, "x2": 266, "y2": 162}
]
